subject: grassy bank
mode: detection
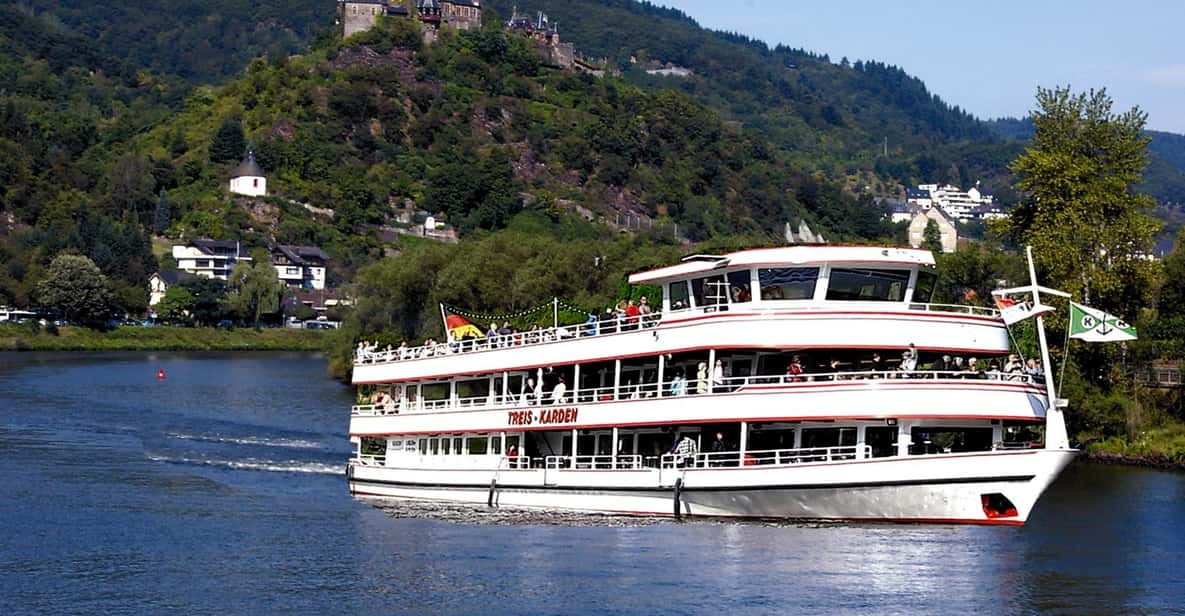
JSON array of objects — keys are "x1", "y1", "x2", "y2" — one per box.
[
  {"x1": 1085, "y1": 423, "x2": 1185, "y2": 470},
  {"x1": 0, "y1": 323, "x2": 331, "y2": 352}
]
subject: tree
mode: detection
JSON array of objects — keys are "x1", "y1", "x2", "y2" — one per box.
[
  {"x1": 1008, "y1": 87, "x2": 1161, "y2": 314},
  {"x1": 179, "y1": 277, "x2": 227, "y2": 326},
  {"x1": 155, "y1": 286, "x2": 193, "y2": 321},
  {"x1": 154, "y1": 189, "x2": 171, "y2": 235},
  {"x1": 36, "y1": 254, "x2": 113, "y2": 325},
  {"x1": 1157, "y1": 227, "x2": 1185, "y2": 320},
  {"x1": 227, "y1": 248, "x2": 282, "y2": 326},
  {"x1": 921, "y1": 218, "x2": 943, "y2": 254},
  {"x1": 210, "y1": 117, "x2": 245, "y2": 164}
]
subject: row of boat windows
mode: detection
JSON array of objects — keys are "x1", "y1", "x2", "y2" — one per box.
[
  {"x1": 669, "y1": 267, "x2": 936, "y2": 307},
  {"x1": 364, "y1": 424, "x2": 1037, "y2": 460}
]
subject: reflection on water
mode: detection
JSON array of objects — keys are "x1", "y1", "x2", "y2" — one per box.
[{"x1": 1, "y1": 352, "x2": 1183, "y2": 615}]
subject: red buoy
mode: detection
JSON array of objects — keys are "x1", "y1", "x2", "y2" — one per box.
[{"x1": 157, "y1": 368, "x2": 166, "y2": 381}]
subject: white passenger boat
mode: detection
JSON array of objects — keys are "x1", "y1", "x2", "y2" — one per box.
[{"x1": 347, "y1": 245, "x2": 1076, "y2": 525}]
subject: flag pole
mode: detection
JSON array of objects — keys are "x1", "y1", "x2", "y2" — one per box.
[
  {"x1": 1027, "y1": 245, "x2": 1070, "y2": 450},
  {"x1": 553, "y1": 297, "x2": 559, "y2": 330},
  {"x1": 439, "y1": 303, "x2": 451, "y2": 342}
]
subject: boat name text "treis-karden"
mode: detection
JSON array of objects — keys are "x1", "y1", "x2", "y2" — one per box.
[{"x1": 507, "y1": 407, "x2": 580, "y2": 426}]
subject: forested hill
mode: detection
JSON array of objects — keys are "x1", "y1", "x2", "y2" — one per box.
[
  {"x1": 0, "y1": 10, "x2": 894, "y2": 310},
  {"x1": 16, "y1": 0, "x2": 332, "y2": 82},
  {"x1": 486, "y1": 0, "x2": 995, "y2": 184}
]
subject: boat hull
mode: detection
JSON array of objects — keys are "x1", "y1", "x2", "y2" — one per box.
[{"x1": 348, "y1": 449, "x2": 1076, "y2": 525}]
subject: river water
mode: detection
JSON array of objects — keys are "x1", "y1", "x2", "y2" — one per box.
[{"x1": 1, "y1": 352, "x2": 1182, "y2": 615}]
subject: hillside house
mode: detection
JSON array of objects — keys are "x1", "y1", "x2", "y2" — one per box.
[
  {"x1": 172, "y1": 239, "x2": 252, "y2": 281},
  {"x1": 908, "y1": 206, "x2": 958, "y2": 253},
  {"x1": 272, "y1": 245, "x2": 330, "y2": 290},
  {"x1": 906, "y1": 183, "x2": 1001, "y2": 222}
]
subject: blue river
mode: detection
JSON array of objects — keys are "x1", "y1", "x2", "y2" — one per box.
[{"x1": 1, "y1": 352, "x2": 1183, "y2": 615}]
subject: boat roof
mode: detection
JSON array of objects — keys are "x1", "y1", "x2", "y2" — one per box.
[{"x1": 628, "y1": 246, "x2": 935, "y2": 284}]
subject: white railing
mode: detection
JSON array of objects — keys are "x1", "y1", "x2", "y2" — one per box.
[
  {"x1": 544, "y1": 454, "x2": 644, "y2": 470},
  {"x1": 354, "y1": 301, "x2": 1002, "y2": 367},
  {"x1": 661, "y1": 445, "x2": 872, "y2": 469},
  {"x1": 354, "y1": 312, "x2": 664, "y2": 366},
  {"x1": 350, "y1": 454, "x2": 386, "y2": 467},
  {"x1": 502, "y1": 455, "x2": 533, "y2": 469},
  {"x1": 909, "y1": 302, "x2": 999, "y2": 317},
  {"x1": 350, "y1": 369, "x2": 1042, "y2": 416}
]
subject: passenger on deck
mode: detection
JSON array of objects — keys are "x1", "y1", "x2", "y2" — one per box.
[
  {"x1": 899, "y1": 349, "x2": 917, "y2": 375},
  {"x1": 498, "y1": 321, "x2": 513, "y2": 344},
  {"x1": 486, "y1": 323, "x2": 499, "y2": 347},
  {"x1": 826, "y1": 358, "x2": 842, "y2": 381},
  {"x1": 600, "y1": 308, "x2": 616, "y2": 334},
  {"x1": 696, "y1": 362, "x2": 709, "y2": 394},
  {"x1": 551, "y1": 376, "x2": 567, "y2": 404},
  {"x1": 869, "y1": 352, "x2": 886, "y2": 376},
  {"x1": 625, "y1": 299, "x2": 641, "y2": 330},
  {"x1": 965, "y1": 357, "x2": 984, "y2": 379},
  {"x1": 987, "y1": 360, "x2": 1003, "y2": 380},
  {"x1": 671, "y1": 434, "x2": 698, "y2": 468},
  {"x1": 397, "y1": 340, "x2": 409, "y2": 360},
  {"x1": 929, "y1": 354, "x2": 947, "y2": 376},
  {"x1": 709, "y1": 432, "x2": 728, "y2": 466},
  {"x1": 712, "y1": 359, "x2": 726, "y2": 393},
  {"x1": 1025, "y1": 358, "x2": 1044, "y2": 381},
  {"x1": 786, "y1": 354, "x2": 805, "y2": 383},
  {"x1": 521, "y1": 378, "x2": 540, "y2": 406},
  {"x1": 1004, "y1": 354, "x2": 1024, "y2": 380},
  {"x1": 669, "y1": 369, "x2": 687, "y2": 396},
  {"x1": 638, "y1": 296, "x2": 653, "y2": 326}
]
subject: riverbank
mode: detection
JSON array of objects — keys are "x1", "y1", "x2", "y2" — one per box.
[
  {"x1": 0, "y1": 323, "x2": 331, "y2": 352},
  {"x1": 1085, "y1": 424, "x2": 1185, "y2": 471}
]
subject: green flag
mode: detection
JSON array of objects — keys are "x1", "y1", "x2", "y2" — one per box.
[{"x1": 1069, "y1": 302, "x2": 1137, "y2": 342}]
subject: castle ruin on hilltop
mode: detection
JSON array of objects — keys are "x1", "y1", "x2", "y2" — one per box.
[{"x1": 338, "y1": 0, "x2": 481, "y2": 38}]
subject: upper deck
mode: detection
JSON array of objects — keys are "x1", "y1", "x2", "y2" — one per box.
[{"x1": 353, "y1": 246, "x2": 1004, "y2": 385}]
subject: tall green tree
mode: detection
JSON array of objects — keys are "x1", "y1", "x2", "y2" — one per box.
[
  {"x1": 155, "y1": 286, "x2": 193, "y2": 322},
  {"x1": 1008, "y1": 87, "x2": 1161, "y2": 313},
  {"x1": 1157, "y1": 226, "x2": 1185, "y2": 320},
  {"x1": 921, "y1": 218, "x2": 943, "y2": 254},
  {"x1": 154, "y1": 189, "x2": 171, "y2": 235},
  {"x1": 210, "y1": 117, "x2": 246, "y2": 164},
  {"x1": 227, "y1": 248, "x2": 282, "y2": 327},
  {"x1": 35, "y1": 254, "x2": 113, "y2": 325},
  {"x1": 179, "y1": 277, "x2": 227, "y2": 326}
]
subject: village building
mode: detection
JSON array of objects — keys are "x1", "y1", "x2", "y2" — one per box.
[
  {"x1": 272, "y1": 245, "x2": 330, "y2": 290},
  {"x1": 228, "y1": 151, "x2": 267, "y2": 197},
  {"x1": 906, "y1": 183, "x2": 1003, "y2": 222},
  {"x1": 338, "y1": 0, "x2": 481, "y2": 38},
  {"x1": 147, "y1": 270, "x2": 196, "y2": 308},
  {"x1": 507, "y1": 7, "x2": 576, "y2": 69},
  {"x1": 172, "y1": 240, "x2": 252, "y2": 281},
  {"x1": 907, "y1": 205, "x2": 958, "y2": 253}
]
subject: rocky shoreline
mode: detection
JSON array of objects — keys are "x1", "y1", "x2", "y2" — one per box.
[{"x1": 1085, "y1": 449, "x2": 1185, "y2": 472}]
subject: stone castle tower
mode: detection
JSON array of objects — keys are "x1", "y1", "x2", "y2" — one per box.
[{"x1": 338, "y1": 0, "x2": 481, "y2": 38}]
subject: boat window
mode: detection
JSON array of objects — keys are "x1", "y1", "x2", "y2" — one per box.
[
  {"x1": 490, "y1": 435, "x2": 502, "y2": 454},
  {"x1": 727, "y1": 270, "x2": 752, "y2": 303},
  {"x1": 910, "y1": 427, "x2": 993, "y2": 454},
  {"x1": 864, "y1": 427, "x2": 898, "y2": 458},
  {"x1": 668, "y1": 280, "x2": 691, "y2": 311},
  {"x1": 453, "y1": 437, "x2": 463, "y2": 454},
  {"x1": 418, "y1": 438, "x2": 427, "y2": 454},
  {"x1": 759, "y1": 267, "x2": 819, "y2": 300},
  {"x1": 429, "y1": 438, "x2": 439, "y2": 455},
  {"x1": 691, "y1": 275, "x2": 727, "y2": 307},
  {"x1": 405, "y1": 440, "x2": 417, "y2": 452},
  {"x1": 801, "y1": 427, "x2": 857, "y2": 448},
  {"x1": 467, "y1": 436, "x2": 487, "y2": 455},
  {"x1": 506, "y1": 435, "x2": 520, "y2": 453},
  {"x1": 913, "y1": 269, "x2": 937, "y2": 303},
  {"x1": 440, "y1": 438, "x2": 450, "y2": 455},
  {"x1": 825, "y1": 268, "x2": 910, "y2": 302}
]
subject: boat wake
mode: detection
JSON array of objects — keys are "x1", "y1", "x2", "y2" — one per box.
[
  {"x1": 166, "y1": 432, "x2": 323, "y2": 450},
  {"x1": 148, "y1": 454, "x2": 343, "y2": 475}
]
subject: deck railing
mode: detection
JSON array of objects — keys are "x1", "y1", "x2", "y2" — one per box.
[
  {"x1": 350, "y1": 454, "x2": 386, "y2": 467},
  {"x1": 661, "y1": 445, "x2": 872, "y2": 469},
  {"x1": 352, "y1": 302, "x2": 1002, "y2": 367},
  {"x1": 350, "y1": 369, "x2": 1042, "y2": 416},
  {"x1": 544, "y1": 454, "x2": 644, "y2": 470}
]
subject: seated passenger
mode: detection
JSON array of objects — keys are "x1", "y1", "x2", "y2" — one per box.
[{"x1": 898, "y1": 350, "x2": 917, "y2": 375}]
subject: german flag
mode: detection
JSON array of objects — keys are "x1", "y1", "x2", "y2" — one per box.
[{"x1": 445, "y1": 313, "x2": 484, "y2": 340}]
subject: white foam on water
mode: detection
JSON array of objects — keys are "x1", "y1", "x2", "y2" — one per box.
[
  {"x1": 167, "y1": 432, "x2": 322, "y2": 450},
  {"x1": 148, "y1": 454, "x2": 343, "y2": 475}
]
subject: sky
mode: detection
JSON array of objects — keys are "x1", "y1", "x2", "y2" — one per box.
[{"x1": 660, "y1": 0, "x2": 1185, "y2": 134}]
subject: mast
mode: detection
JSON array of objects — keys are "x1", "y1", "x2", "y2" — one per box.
[{"x1": 1026, "y1": 246, "x2": 1070, "y2": 450}]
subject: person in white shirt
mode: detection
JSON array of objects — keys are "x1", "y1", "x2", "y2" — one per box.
[
  {"x1": 551, "y1": 376, "x2": 567, "y2": 404},
  {"x1": 712, "y1": 359, "x2": 726, "y2": 393}
]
